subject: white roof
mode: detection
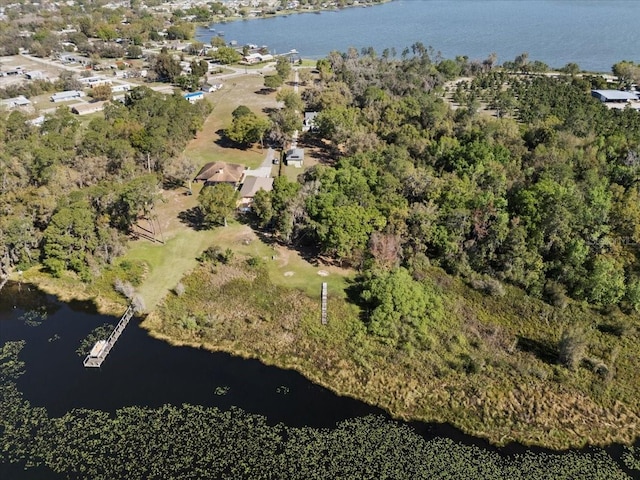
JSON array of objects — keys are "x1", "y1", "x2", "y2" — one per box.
[
  {"x1": 52, "y1": 90, "x2": 83, "y2": 98},
  {"x1": 1, "y1": 95, "x2": 30, "y2": 106},
  {"x1": 592, "y1": 89, "x2": 638, "y2": 101}
]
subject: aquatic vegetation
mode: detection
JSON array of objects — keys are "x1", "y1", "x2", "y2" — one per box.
[
  {"x1": 0, "y1": 341, "x2": 636, "y2": 479},
  {"x1": 19, "y1": 307, "x2": 48, "y2": 327},
  {"x1": 214, "y1": 385, "x2": 230, "y2": 396},
  {"x1": 622, "y1": 446, "x2": 640, "y2": 472}
]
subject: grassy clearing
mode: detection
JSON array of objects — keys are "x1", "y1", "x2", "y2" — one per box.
[
  {"x1": 148, "y1": 254, "x2": 640, "y2": 450},
  {"x1": 185, "y1": 75, "x2": 277, "y2": 170}
]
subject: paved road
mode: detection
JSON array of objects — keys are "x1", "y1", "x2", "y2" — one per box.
[{"x1": 245, "y1": 147, "x2": 276, "y2": 178}]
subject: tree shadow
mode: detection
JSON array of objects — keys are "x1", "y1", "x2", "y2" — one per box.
[
  {"x1": 297, "y1": 135, "x2": 336, "y2": 166},
  {"x1": 255, "y1": 88, "x2": 274, "y2": 95},
  {"x1": 162, "y1": 177, "x2": 185, "y2": 190},
  {"x1": 213, "y1": 129, "x2": 249, "y2": 150},
  {"x1": 516, "y1": 336, "x2": 558, "y2": 364},
  {"x1": 344, "y1": 276, "x2": 370, "y2": 324},
  {"x1": 178, "y1": 207, "x2": 206, "y2": 231}
]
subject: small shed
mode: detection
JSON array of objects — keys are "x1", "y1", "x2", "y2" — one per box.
[{"x1": 285, "y1": 148, "x2": 304, "y2": 168}]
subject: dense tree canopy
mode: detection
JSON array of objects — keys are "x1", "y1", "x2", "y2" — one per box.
[
  {"x1": 255, "y1": 49, "x2": 640, "y2": 314},
  {"x1": 0, "y1": 87, "x2": 209, "y2": 278}
]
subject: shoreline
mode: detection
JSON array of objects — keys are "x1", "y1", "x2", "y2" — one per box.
[{"x1": 6, "y1": 273, "x2": 640, "y2": 454}]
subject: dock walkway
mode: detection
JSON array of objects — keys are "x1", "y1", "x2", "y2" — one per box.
[
  {"x1": 83, "y1": 304, "x2": 135, "y2": 368},
  {"x1": 321, "y1": 282, "x2": 328, "y2": 325}
]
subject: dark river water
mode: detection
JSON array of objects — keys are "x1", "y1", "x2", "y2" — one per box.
[
  {"x1": 0, "y1": 281, "x2": 638, "y2": 478},
  {"x1": 196, "y1": 0, "x2": 640, "y2": 73}
]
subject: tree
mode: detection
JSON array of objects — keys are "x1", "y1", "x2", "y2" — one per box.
[
  {"x1": 198, "y1": 183, "x2": 239, "y2": 227},
  {"x1": 210, "y1": 36, "x2": 226, "y2": 48},
  {"x1": 360, "y1": 267, "x2": 442, "y2": 347},
  {"x1": 152, "y1": 53, "x2": 182, "y2": 83},
  {"x1": 225, "y1": 110, "x2": 270, "y2": 147},
  {"x1": 276, "y1": 89, "x2": 303, "y2": 111},
  {"x1": 275, "y1": 56, "x2": 292, "y2": 80},
  {"x1": 558, "y1": 326, "x2": 587, "y2": 371},
  {"x1": 126, "y1": 45, "x2": 143, "y2": 59},
  {"x1": 190, "y1": 59, "x2": 209, "y2": 78},
  {"x1": 42, "y1": 198, "x2": 98, "y2": 278},
  {"x1": 264, "y1": 74, "x2": 283, "y2": 91},
  {"x1": 560, "y1": 62, "x2": 580, "y2": 76},
  {"x1": 612, "y1": 60, "x2": 640, "y2": 87},
  {"x1": 92, "y1": 84, "x2": 112, "y2": 101},
  {"x1": 212, "y1": 46, "x2": 241, "y2": 64}
]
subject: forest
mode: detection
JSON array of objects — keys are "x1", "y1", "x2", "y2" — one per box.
[
  {"x1": 252, "y1": 48, "x2": 640, "y2": 323},
  {"x1": 0, "y1": 86, "x2": 210, "y2": 279}
]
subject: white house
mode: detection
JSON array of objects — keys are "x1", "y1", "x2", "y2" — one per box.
[
  {"x1": 111, "y1": 83, "x2": 132, "y2": 93},
  {"x1": 51, "y1": 90, "x2": 84, "y2": 102},
  {"x1": 184, "y1": 91, "x2": 204, "y2": 103},
  {"x1": 0, "y1": 95, "x2": 31, "y2": 109},
  {"x1": 78, "y1": 76, "x2": 112, "y2": 88},
  {"x1": 201, "y1": 83, "x2": 223, "y2": 93}
]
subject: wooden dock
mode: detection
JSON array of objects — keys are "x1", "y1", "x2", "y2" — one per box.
[
  {"x1": 83, "y1": 304, "x2": 135, "y2": 368},
  {"x1": 321, "y1": 282, "x2": 328, "y2": 325}
]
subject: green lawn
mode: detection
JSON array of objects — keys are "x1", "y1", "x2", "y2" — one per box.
[{"x1": 124, "y1": 228, "x2": 216, "y2": 309}]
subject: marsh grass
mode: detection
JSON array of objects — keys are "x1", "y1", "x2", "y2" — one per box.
[{"x1": 151, "y1": 257, "x2": 640, "y2": 450}]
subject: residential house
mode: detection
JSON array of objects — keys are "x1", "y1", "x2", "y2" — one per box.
[
  {"x1": 78, "y1": 76, "x2": 112, "y2": 88},
  {"x1": 201, "y1": 83, "x2": 223, "y2": 93},
  {"x1": 285, "y1": 147, "x2": 304, "y2": 168},
  {"x1": 51, "y1": 90, "x2": 84, "y2": 102},
  {"x1": 303, "y1": 111, "x2": 318, "y2": 132},
  {"x1": 238, "y1": 176, "x2": 274, "y2": 210},
  {"x1": 591, "y1": 89, "x2": 638, "y2": 103},
  {"x1": 184, "y1": 91, "x2": 204, "y2": 103},
  {"x1": 71, "y1": 101, "x2": 107, "y2": 115},
  {"x1": 195, "y1": 161, "x2": 245, "y2": 186},
  {"x1": 0, "y1": 95, "x2": 31, "y2": 110}
]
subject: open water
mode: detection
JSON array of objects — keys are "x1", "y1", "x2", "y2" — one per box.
[{"x1": 196, "y1": 0, "x2": 640, "y2": 73}]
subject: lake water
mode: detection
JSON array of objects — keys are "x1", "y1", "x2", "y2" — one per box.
[{"x1": 196, "y1": 0, "x2": 640, "y2": 73}]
